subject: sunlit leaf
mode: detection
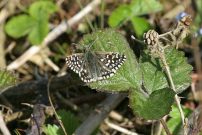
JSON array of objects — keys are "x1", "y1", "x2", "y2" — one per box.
[
  {"x1": 5, "y1": 0, "x2": 57, "y2": 45},
  {"x1": 131, "y1": 16, "x2": 151, "y2": 38},
  {"x1": 5, "y1": 15, "x2": 35, "y2": 38},
  {"x1": 162, "y1": 105, "x2": 192, "y2": 135},
  {"x1": 43, "y1": 124, "x2": 60, "y2": 135},
  {"x1": 29, "y1": 1, "x2": 57, "y2": 19},
  {"x1": 108, "y1": 0, "x2": 162, "y2": 27}
]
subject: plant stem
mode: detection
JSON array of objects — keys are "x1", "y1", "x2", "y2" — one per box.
[
  {"x1": 100, "y1": 0, "x2": 105, "y2": 29},
  {"x1": 160, "y1": 51, "x2": 186, "y2": 134},
  {"x1": 47, "y1": 77, "x2": 68, "y2": 135},
  {"x1": 160, "y1": 118, "x2": 172, "y2": 135},
  {"x1": 76, "y1": 0, "x2": 95, "y2": 31}
]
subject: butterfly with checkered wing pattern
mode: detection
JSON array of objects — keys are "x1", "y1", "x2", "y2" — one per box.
[{"x1": 66, "y1": 51, "x2": 126, "y2": 82}]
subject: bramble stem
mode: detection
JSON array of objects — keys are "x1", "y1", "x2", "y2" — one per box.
[
  {"x1": 160, "y1": 118, "x2": 172, "y2": 135},
  {"x1": 160, "y1": 51, "x2": 186, "y2": 134}
]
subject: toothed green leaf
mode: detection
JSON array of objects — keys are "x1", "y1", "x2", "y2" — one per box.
[
  {"x1": 129, "y1": 47, "x2": 192, "y2": 120},
  {"x1": 130, "y1": 87, "x2": 175, "y2": 119}
]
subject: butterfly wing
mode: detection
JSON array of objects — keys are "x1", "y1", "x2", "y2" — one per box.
[
  {"x1": 95, "y1": 52, "x2": 126, "y2": 72},
  {"x1": 93, "y1": 52, "x2": 126, "y2": 81},
  {"x1": 66, "y1": 53, "x2": 99, "y2": 82},
  {"x1": 65, "y1": 53, "x2": 85, "y2": 73},
  {"x1": 79, "y1": 68, "x2": 95, "y2": 82}
]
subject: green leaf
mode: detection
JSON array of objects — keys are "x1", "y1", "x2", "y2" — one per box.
[
  {"x1": 195, "y1": 0, "x2": 202, "y2": 16},
  {"x1": 5, "y1": 15, "x2": 35, "y2": 38},
  {"x1": 57, "y1": 110, "x2": 80, "y2": 135},
  {"x1": 80, "y1": 29, "x2": 141, "y2": 92},
  {"x1": 78, "y1": 30, "x2": 192, "y2": 120},
  {"x1": 28, "y1": 1, "x2": 57, "y2": 44},
  {"x1": 141, "y1": 48, "x2": 192, "y2": 94},
  {"x1": 29, "y1": 1, "x2": 57, "y2": 19},
  {"x1": 0, "y1": 69, "x2": 17, "y2": 91},
  {"x1": 195, "y1": 0, "x2": 202, "y2": 28},
  {"x1": 5, "y1": 0, "x2": 57, "y2": 45},
  {"x1": 162, "y1": 105, "x2": 192, "y2": 135},
  {"x1": 129, "y1": 0, "x2": 162, "y2": 15},
  {"x1": 140, "y1": 53, "x2": 168, "y2": 94},
  {"x1": 164, "y1": 48, "x2": 193, "y2": 93},
  {"x1": 129, "y1": 48, "x2": 192, "y2": 120},
  {"x1": 43, "y1": 124, "x2": 60, "y2": 135},
  {"x1": 28, "y1": 18, "x2": 49, "y2": 44},
  {"x1": 108, "y1": 0, "x2": 162, "y2": 27},
  {"x1": 130, "y1": 88, "x2": 175, "y2": 120},
  {"x1": 108, "y1": 4, "x2": 132, "y2": 27},
  {"x1": 130, "y1": 16, "x2": 150, "y2": 38}
]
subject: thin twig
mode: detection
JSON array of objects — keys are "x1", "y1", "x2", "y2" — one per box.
[
  {"x1": 0, "y1": 111, "x2": 11, "y2": 135},
  {"x1": 152, "y1": 116, "x2": 167, "y2": 135},
  {"x1": 43, "y1": 55, "x2": 60, "y2": 72},
  {"x1": 100, "y1": 0, "x2": 105, "y2": 29},
  {"x1": 4, "y1": 111, "x2": 23, "y2": 123},
  {"x1": 160, "y1": 52, "x2": 186, "y2": 134},
  {"x1": 191, "y1": 37, "x2": 202, "y2": 102},
  {"x1": 191, "y1": 74, "x2": 197, "y2": 100},
  {"x1": 75, "y1": 0, "x2": 94, "y2": 31},
  {"x1": 105, "y1": 118, "x2": 139, "y2": 135},
  {"x1": 47, "y1": 77, "x2": 68, "y2": 135},
  {"x1": 55, "y1": 92, "x2": 79, "y2": 111},
  {"x1": 0, "y1": 0, "x2": 18, "y2": 68},
  {"x1": 7, "y1": 0, "x2": 101, "y2": 70},
  {"x1": 159, "y1": 118, "x2": 172, "y2": 135}
]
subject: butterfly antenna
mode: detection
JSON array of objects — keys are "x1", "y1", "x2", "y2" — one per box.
[
  {"x1": 86, "y1": 33, "x2": 105, "y2": 50},
  {"x1": 87, "y1": 36, "x2": 99, "y2": 50}
]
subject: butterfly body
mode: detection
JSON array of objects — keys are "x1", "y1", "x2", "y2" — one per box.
[
  {"x1": 83, "y1": 51, "x2": 103, "y2": 81},
  {"x1": 66, "y1": 50, "x2": 126, "y2": 83}
]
